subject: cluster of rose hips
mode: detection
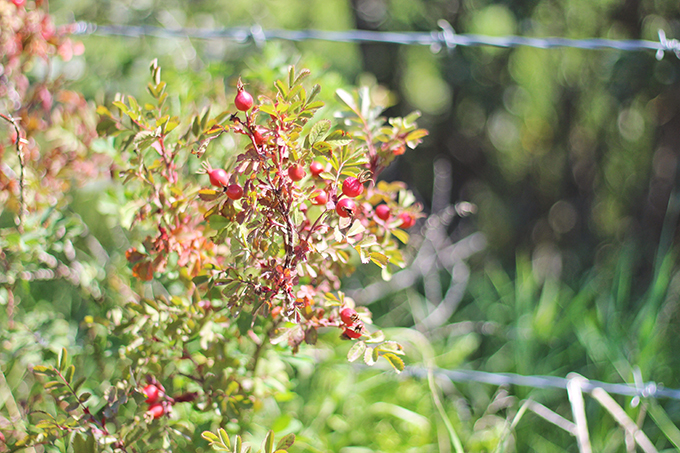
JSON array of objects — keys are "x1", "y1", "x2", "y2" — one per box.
[
  {"x1": 205, "y1": 83, "x2": 418, "y2": 228},
  {"x1": 142, "y1": 383, "x2": 167, "y2": 419},
  {"x1": 201, "y1": 82, "x2": 419, "y2": 340},
  {"x1": 339, "y1": 307, "x2": 364, "y2": 339}
]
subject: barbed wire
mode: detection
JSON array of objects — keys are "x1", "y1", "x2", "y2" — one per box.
[
  {"x1": 69, "y1": 20, "x2": 680, "y2": 60},
  {"x1": 406, "y1": 366, "x2": 680, "y2": 400}
]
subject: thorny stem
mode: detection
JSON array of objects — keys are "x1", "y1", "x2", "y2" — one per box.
[
  {"x1": 53, "y1": 367, "x2": 130, "y2": 452},
  {"x1": 1, "y1": 113, "x2": 27, "y2": 233}
]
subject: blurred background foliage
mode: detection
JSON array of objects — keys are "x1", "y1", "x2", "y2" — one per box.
[{"x1": 4, "y1": 0, "x2": 680, "y2": 451}]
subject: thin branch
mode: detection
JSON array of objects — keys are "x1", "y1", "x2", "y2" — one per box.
[{"x1": 0, "y1": 113, "x2": 27, "y2": 232}]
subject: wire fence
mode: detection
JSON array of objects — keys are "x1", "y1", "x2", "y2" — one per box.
[
  {"x1": 69, "y1": 20, "x2": 680, "y2": 60},
  {"x1": 407, "y1": 366, "x2": 680, "y2": 401}
]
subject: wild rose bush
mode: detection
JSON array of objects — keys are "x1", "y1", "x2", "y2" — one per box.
[{"x1": 1, "y1": 2, "x2": 429, "y2": 451}]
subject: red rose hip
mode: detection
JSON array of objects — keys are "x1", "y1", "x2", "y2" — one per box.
[
  {"x1": 399, "y1": 212, "x2": 416, "y2": 229},
  {"x1": 226, "y1": 183, "x2": 244, "y2": 200},
  {"x1": 288, "y1": 165, "x2": 306, "y2": 182},
  {"x1": 147, "y1": 403, "x2": 165, "y2": 419},
  {"x1": 342, "y1": 177, "x2": 364, "y2": 198},
  {"x1": 234, "y1": 90, "x2": 254, "y2": 111},
  {"x1": 340, "y1": 307, "x2": 358, "y2": 326},
  {"x1": 312, "y1": 190, "x2": 328, "y2": 205},
  {"x1": 208, "y1": 168, "x2": 229, "y2": 187},
  {"x1": 342, "y1": 327, "x2": 363, "y2": 339},
  {"x1": 143, "y1": 384, "x2": 161, "y2": 403},
  {"x1": 375, "y1": 204, "x2": 390, "y2": 221},
  {"x1": 336, "y1": 198, "x2": 356, "y2": 218},
  {"x1": 310, "y1": 161, "x2": 325, "y2": 177}
]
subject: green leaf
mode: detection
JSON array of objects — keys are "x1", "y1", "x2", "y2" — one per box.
[
  {"x1": 336, "y1": 88, "x2": 357, "y2": 112},
  {"x1": 44, "y1": 381, "x2": 64, "y2": 389},
  {"x1": 364, "y1": 346, "x2": 376, "y2": 366},
  {"x1": 288, "y1": 65, "x2": 295, "y2": 88},
  {"x1": 294, "y1": 68, "x2": 311, "y2": 85},
  {"x1": 262, "y1": 430, "x2": 275, "y2": 453},
  {"x1": 377, "y1": 341, "x2": 404, "y2": 355},
  {"x1": 308, "y1": 119, "x2": 331, "y2": 146},
  {"x1": 96, "y1": 105, "x2": 113, "y2": 117},
  {"x1": 275, "y1": 79, "x2": 288, "y2": 98},
  {"x1": 307, "y1": 84, "x2": 321, "y2": 103},
  {"x1": 65, "y1": 401, "x2": 80, "y2": 412},
  {"x1": 347, "y1": 341, "x2": 366, "y2": 362},
  {"x1": 112, "y1": 101, "x2": 130, "y2": 116},
  {"x1": 64, "y1": 365, "x2": 75, "y2": 383},
  {"x1": 365, "y1": 330, "x2": 385, "y2": 343},
  {"x1": 405, "y1": 128, "x2": 428, "y2": 144},
  {"x1": 72, "y1": 376, "x2": 86, "y2": 392},
  {"x1": 79, "y1": 392, "x2": 92, "y2": 402},
  {"x1": 346, "y1": 221, "x2": 365, "y2": 238},
  {"x1": 199, "y1": 189, "x2": 222, "y2": 201},
  {"x1": 218, "y1": 428, "x2": 232, "y2": 449},
  {"x1": 369, "y1": 252, "x2": 389, "y2": 268},
  {"x1": 33, "y1": 365, "x2": 54, "y2": 376},
  {"x1": 58, "y1": 348, "x2": 68, "y2": 371},
  {"x1": 71, "y1": 432, "x2": 96, "y2": 453},
  {"x1": 275, "y1": 433, "x2": 295, "y2": 451},
  {"x1": 202, "y1": 431, "x2": 220, "y2": 443},
  {"x1": 391, "y1": 228, "x2": 410, "y2": 244},
  {"x1": 258, "y1": 104, "x2": 277, "y2": 116},
  {"x1": 382, "y1": 352, "x2": 405, "y2": 373},
  {"x1": 304, "y1": 100, "x2": 324, "y2": 111}
]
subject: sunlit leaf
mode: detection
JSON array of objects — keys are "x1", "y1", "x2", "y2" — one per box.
[
  {"x1": 382, "y1": 353, "x2": 405, "y2": 373},
  {"x1": 348, "y1": 341, "x2": 366, "y2": 362}
]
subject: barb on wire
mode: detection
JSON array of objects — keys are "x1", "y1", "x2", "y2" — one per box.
[
  {"x1": 67, "y1": 20, "x2": 680, "y2": 59},
  {"x1": 406, "y1": 366, "x2": 680, "y2": 401}
]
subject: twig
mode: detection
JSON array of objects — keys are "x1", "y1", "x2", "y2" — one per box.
[{"x1": 0, "y1": 113, "x2": 27, "y2": 232}]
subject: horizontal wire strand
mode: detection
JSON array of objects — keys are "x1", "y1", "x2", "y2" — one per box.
[
  {"x1": 68, "y1": 21, "x2": 680, "y2": 59},
  {"x1": 406, "y1": 366, "x2": 680, "y2": 400}
]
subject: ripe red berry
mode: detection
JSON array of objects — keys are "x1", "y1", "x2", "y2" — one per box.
[
  {"x1": 143, "y1": 384, "x2": 161, "y2": 404},
  {"x1": 336, "y1": 198, "x2": 356, "y2": 218},
  {"x1": 342, "y1": 177, "x2": 364, "y2": 198},
  {"x1": 288, "y1": 164, "x2": 306, "y2": 182},
  {"x1": 234, "y1": 90, "x2": 254, "y2": 111},
  {"x1": 147, "y1": 403, "x2": 165, "y2": 419},
  {"x1": 340, "y1": 307, "x2": 358, "y2": 326},
  {"x1": 392, "y1": 145, "x2": 406, "y2": 156},
  {"x1": 312, "y1": 190, "x2": 328, "y2": 205},
  {"x1": 208, "y1": 168, "x2": 229, "y2": 187},
  {"x1": 226, "y1": 183, "x2": 244, "y2": 200},
  {"x1": 375, "y1": 204, "x2": 391, "y2": 221},
  {"x1": 310, "y1": 161, "x2": 325, "y2": 177},
  {"x1": 399, "y1": 212, "x2": 416, "y2": 229},
  {"x1": 342, "y1": 327, "x2": 363, "y2": 339}
]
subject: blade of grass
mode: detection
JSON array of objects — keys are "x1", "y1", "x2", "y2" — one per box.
[
  {"x1": 428, "y1": 368, "x2": 464, "y2": 453},
  {"x1": 493, "y1": 397, "x2": 532, "y2": 453},
  {"x1": 526, "y1": 400, "x2": 577, "y2": 436},
  {"x1": 648, "y1": 400, "x2": 680, "y2": 450},
  {"x1": 567, "y1": 374, "x2": 592, "y2": 453}
]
